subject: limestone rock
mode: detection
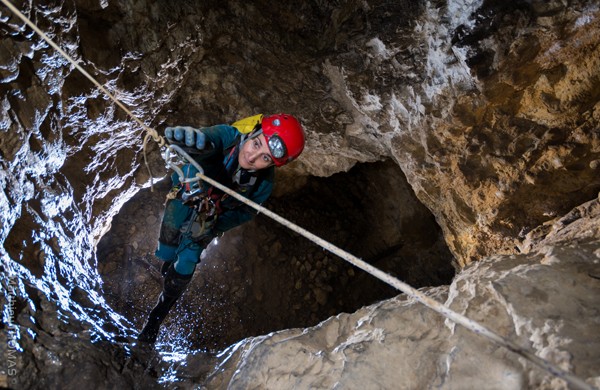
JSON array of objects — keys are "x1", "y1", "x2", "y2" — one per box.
[
  {"x1": 1, "y1": 0, "x2": 600, "y2": 389},
  {"x1": 199, "y1": 198, "x2": 600, "y2": 389}
]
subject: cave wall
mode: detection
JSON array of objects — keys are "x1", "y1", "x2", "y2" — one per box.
[
  {"x1": 1, "y1": 0, "x2": 599, "y2": 388},
  {"x1": 197, "y1": 196, "x2": 600, "y2": 390},
  {"x1": 63, "y1": 0, "x2": 600, "y2": 267}
]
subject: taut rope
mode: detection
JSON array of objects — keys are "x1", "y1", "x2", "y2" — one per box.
[{"x1": 1, "y1": 1, "x2": 595, "y2": 389}]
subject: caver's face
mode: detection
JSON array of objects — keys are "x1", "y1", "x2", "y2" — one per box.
[{"x1": 239, "y1": 133, "x2": 274, "y2": 170}]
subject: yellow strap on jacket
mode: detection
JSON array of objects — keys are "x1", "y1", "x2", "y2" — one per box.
[{"x1": 232, "y1": 114, "x2": 263, "y2": 134}]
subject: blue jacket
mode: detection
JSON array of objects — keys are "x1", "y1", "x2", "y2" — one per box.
[{"x1": 196, "y1": 124, "x2": 274, "y2": 235}]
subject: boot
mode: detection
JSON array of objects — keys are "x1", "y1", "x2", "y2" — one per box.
[
  {"x1": 160, "y1": 260, "x2": 172, "y2": 277},
  {"x1": 138, "y1": 266, "x2": 192, "y2": 343}
]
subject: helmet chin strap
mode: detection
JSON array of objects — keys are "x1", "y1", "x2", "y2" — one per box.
[
  {"x1": 238, "y1": 127, "x2": 262, "y2": 151},
  {"x1": 248, "y1": 128, "x2": 263, "y2": 139}
]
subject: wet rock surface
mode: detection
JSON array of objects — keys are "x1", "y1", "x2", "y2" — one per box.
[{"x1": 1, "y1": 0, "x2": 600, "y2": 388}]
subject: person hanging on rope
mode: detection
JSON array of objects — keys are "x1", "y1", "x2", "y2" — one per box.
[{"x1": 137, "y1": 113, "x2": 306, "y2": 344}]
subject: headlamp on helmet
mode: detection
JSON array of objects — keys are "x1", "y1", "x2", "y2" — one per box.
[{"x1": 267, "y1": 134, "x2": 287, "y2": 159}]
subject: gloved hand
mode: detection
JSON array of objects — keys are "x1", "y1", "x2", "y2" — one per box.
[{"x1": 165, "y1": 126, "x2": 206, "y2": 150}]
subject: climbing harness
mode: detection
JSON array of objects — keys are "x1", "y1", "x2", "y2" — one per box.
[
  {"x1": 178, "y1": 176, "x2": 219, "y2": 241},
  {"x1": 2, "y1": 2, "x2": 596, "y2": 389}
]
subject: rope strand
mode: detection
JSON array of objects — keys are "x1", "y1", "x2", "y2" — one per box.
[{"x1": 1, "y1": 1, "x2": 595, "y2": 389}]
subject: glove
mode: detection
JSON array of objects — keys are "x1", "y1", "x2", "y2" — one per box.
[{"x1": 165, "y1": 126, "x2": 206, "y2": 150}]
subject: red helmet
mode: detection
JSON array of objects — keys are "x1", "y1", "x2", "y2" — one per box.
[{"x1": 261, "y1": 113, "x2": 306, "y2": 167}]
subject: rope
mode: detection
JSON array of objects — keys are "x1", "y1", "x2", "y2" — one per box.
[
  {"x1": 142, "y1": 133, "x2": 158, "y2": 190},
  {"x1": 1, "y1": 1, "x2": 595, "y2": 389}
]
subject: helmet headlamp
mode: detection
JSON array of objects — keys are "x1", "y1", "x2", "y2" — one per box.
[{"x1": 267, "y1": 134, "x2": 287, "y2": 159}]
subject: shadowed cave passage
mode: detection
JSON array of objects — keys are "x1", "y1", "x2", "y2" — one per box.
[{"x1": 97, "y1": 159, "x2": 455, "y2": 350}]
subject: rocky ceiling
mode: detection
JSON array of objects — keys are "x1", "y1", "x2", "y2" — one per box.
[{"x1": 1, "y1": 0, "x2": 599, "y2": 388}]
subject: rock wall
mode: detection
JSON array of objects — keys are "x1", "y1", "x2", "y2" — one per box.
[
  {"x1": 106, "y1": 0, "x2": 600, "y2": 266},
  {"x1": 298, "y1": 0, "x2": 600, "y2": 266},
  {"x1": 1, "y1": 0, "x2": 599, "y2": 388},
  {"x1": 197, "y1": 196, "x2": 600, "y2": 390}
]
